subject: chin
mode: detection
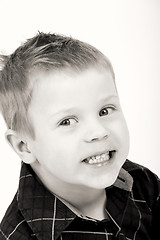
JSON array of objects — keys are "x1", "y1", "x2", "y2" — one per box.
[{"x1": 87, "y1": 173, "x2": 120, "y2": 190}]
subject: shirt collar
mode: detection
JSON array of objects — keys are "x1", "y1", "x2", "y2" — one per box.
[
  {"x1": 17, "y1": 160, "x2": 135, "y2": 239},
  {"x1": 113, "y1": 167, "x2": 133, "y2": 191}
]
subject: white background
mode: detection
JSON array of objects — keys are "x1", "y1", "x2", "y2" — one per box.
[{"x1": 0, "y1": 0, "x2": 160, "y2": 221}]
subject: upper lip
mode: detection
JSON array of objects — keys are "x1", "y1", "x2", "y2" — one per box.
[{"x1": 82, "y1": 149, "x2": 116, "y2": 161}]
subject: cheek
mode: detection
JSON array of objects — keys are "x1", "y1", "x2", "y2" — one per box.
[
  {"x1": 32, "y1": 134, "x2": 77, "y2": 165},
  {"x1": 110, "y1": 116, "x2": 129, "y2": 145},
  {"x1": 121, "y1": 117, "x2": 130, "y2": 141},
  {"x1": 117, "y1": 118, "x2": 130, "y2": 156}
]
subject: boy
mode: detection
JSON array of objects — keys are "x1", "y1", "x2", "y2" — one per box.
[{"x1": 0, "y1": 32, "x2": 159, "y2": 240}]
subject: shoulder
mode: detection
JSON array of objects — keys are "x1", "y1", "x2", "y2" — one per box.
[
  {"x1": 123, "y1": 160, "x2": 160, "y2": 209},
  {"x1": 0, "y1": 193, "x2": 34, "y2": 240},
  {"x1": 123, "y1": 159, "x2": 160, "y2": 186}
]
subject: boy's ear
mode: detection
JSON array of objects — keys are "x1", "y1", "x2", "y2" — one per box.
[{"x1": 5, "y1": 129, "x2": 36, "y2": 164}]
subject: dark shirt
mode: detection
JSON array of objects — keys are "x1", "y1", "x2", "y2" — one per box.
[{"x1": 0, "y1": 160, "x2": 160, "y2": 240}]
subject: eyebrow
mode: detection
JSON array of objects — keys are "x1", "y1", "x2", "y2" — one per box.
[
  {"x1": 49, "y1": 107, "x2": 78, "y2": 120},
  {"x1": 49, "y1": 95, "x2": 119, "y2": 119},
  {"x1": 100, "y1": 95, "x2": 119, "y2": 102}
]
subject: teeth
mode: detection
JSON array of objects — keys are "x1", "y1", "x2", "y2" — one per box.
[{"x1": 85, "y1": 151, "x2": 111, "y2": 165}]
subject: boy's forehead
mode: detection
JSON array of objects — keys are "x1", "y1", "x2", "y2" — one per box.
[
  {"x1": 29, "y1": 66, "x2": 115, "y2": 88},
  {"x1": 29, "y1": 67, "x2": 117, "y2": 108}
]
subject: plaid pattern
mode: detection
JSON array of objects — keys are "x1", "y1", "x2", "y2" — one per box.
[{"x1": 0, "y1": 160, "x2": 160, "y2": 240}]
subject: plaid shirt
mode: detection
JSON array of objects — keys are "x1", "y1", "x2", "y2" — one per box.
[{"x1": 0, "y1": 160, "x2": 160, "y2": 240}]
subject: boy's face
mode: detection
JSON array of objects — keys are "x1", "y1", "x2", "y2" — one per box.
[{"x1": 27, "y1": 67, "x2": 129, "y2": 192}]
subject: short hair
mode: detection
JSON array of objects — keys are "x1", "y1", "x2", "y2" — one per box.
[{"x1": 0, "y1": 32, "x2": 115, "y2": 138}]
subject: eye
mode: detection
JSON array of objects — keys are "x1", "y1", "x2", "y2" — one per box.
[
  {"x1": 59, "y1": 117, "x2": 78, "y2": 126},
  {"x1": 99, "y1": 107, "x2": 114, "y2": 117}
]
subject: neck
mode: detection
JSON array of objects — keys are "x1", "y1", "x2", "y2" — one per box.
[
  {"x1": 56, "y1": 185, "x2": 107, "y2": 220},
  {"x1": 76, "y1": 189, "x2": 108, "y2": 220}
]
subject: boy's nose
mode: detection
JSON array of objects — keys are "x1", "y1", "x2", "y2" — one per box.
[{"x1": 84, "y1": 121, "x2": 110, "y2": 143}]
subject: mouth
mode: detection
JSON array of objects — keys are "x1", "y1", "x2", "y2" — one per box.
[{"x1": 82, "y1": 150, "x2": 116, "y2": 167}]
